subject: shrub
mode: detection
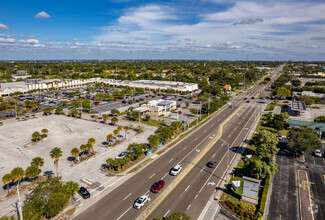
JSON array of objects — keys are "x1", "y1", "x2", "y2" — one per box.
[
  {"x1": 240, "y1": 202, "x2": 256, "y2": 212},
  {"x1": 259, "y1": 177, "x2": 270, "y2": 214},
  {"x1": 244, "y1": 212, "x2": 250, "y2": 218}
]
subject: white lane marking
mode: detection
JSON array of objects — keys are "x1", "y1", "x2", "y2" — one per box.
[
  {"x1": 195, "y1": 194, "x2": 198, "y2": 199},
  {"x1": 195, "y1": 137, "x2": 198, "y2": 141},
  {"x1": 204, "y1": 130, "x2": 207, "y2": 133},
  {"x1": 168, "y1": 158, "x2": 173, "y2": 163},
  {"x1": 198, "y1": 107, "x2": 257, "y2": 194},
  {"x1": 212, "y1": 153, "x2": 216, "y2": 158},
  {"x1": 162, "y1": 173, "x2": 168, "y2": 179},
  {"x1": 183, "y1": 147, "x2": 187, "y2": 151},
  {"x1": 187, "y1": 204, "x2": 191, "y2": 210},
  {"x1": 234, "y1": 127, "x2": 237, "y2": 131},
  {"x1": 221, "y1": 143, "x2": 224, "y2": 147},
  {"x1": 228, "y1": 134, "x2": 231, "y2": 138},
  {"x1": 164, "y1": 210, "x2": 170, "y2": 217},
  {"x1": 149, "y1": 173, "x2": 155, "y2": 179},
  {"x1": 123, "y1": 193, "x2": 132, "y2": 200},
  {"x1": 185, "y1": 185, "x2": 190, "y2": 192},
  {"x1": 211, "y1": 125, "x2": 214, "y2": 127},
  {"x1": 200, "y1": 168, "x2": 204, "y2": 172},
  {"x1": 117, "y1": 206, "x2": 132, "y2": 220}
]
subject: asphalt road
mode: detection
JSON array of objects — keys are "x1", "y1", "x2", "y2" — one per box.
[
  {"x1": 147, "y1": 105, "x2": 258, "y2": 219},
  {"x1": 74, "y1": 101, "x2": 239, "y2": 220},
  {"x1": 73, "y1": 66, "x2": 283, "y2": 220}
]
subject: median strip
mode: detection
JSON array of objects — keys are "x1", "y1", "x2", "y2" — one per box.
[{"x1": 136, "y1": 104, "x2": 244, "y2": 220}]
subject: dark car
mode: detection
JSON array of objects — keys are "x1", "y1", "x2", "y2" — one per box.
[
  {"x1": 251, "y1": 96, "x2": 255, "y2": 99},
  {"x1": 243, "y1": 97, "x2": 247, "y2": 100},
  {"x1": 122, "y1": 100, "x2": 127, "y2": 104},
  {"x1": 79, "y1": 186, "x2": 90, "y2": 199},
  {"x1": 246, "y1": 100, "x2": 250, "y2": 103},
  {"x1": 150, "y1": 180, "x2": 165, "y2": 193},
  {"x1": 207, "y1": 160, "x2": 217, "y2": 168}
]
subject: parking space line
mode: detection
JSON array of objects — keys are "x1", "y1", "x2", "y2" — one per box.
[{"x1": 164, "y1": 210, "x2": 170, "y2": 217}]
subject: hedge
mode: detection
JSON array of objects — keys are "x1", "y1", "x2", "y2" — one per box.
[{"x1": 259, "y1": 177, "x2": 270, "y2": 214}]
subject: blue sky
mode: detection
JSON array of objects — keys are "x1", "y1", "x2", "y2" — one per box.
[{"x1": 0, "y1": 0, "x2": 324, "y2": 60}]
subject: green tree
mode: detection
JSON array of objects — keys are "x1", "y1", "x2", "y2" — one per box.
[
  {"x1": 288, "y1": 126, "x2": 322, "y2": 155},
  {"x1": 185, "y1": 101, "x2": 190, "y2": 108},
  {"x1": 25, "y1": 165, "x2": 39, "y2": 180},
  {"x1": 31, "y1": 157, "x2": 44, "y2": 168},
  {"x1": 50, "y1": 147, "x2": 63, "y2": 176},
  {"x1": 144, "y1": 114, "x2": 151, "y2": 121},
  {"x1": 149, "y1": 135, "x2": 160, "y2": 148},
  {"x1": 245, "y1": 156, "x2": 277, "y2": 179},
  {"x1": 70, "y1": 148, "x2": 80, "y2": 162},
  {"x1": 113, "y1": 129, "x2": 119, "y2": 141},
  {"x1": 276, "y1": 86, "x2": 291, "y2": 98},
  {"x1": 55, "y1": 107, "x2": 64, "y2": 115},
  {"x1": 102, "y1": 114, "x2": 109, "y2": 123},
  {"x1": 43, "y1": 107, "x2": 53, "y2": 115},
  {"x1": 32, "y1": 131, "x2": 41, "y2": 142},
  {"x1": 171, "y1": 121, "x2": 182, "y2": 134},
  {"x1": 127, "y1": 143, "x2": 148, "y2": 158},
  {"x1": 11, "y1": 167, "x2": 25, "y2": 186},
  {"x1": 314, "y1": 116, "x2": 325, "y2": 123},
  {"x1": 2, "y1": 173, "x2": 13, "y2": 195},
  {"x1": 107, "y1": 134, "x2": 114, "y2": 145},
  {"x1": 273, "y1": 114, "x2": 285, "y2": 130},
  {"x1": 111, "y1": 108, "x2": 120, "y2": 116},
  {"x1": 189, "y1": 108, "x2": 198, "y2": 115},
  {"x1": 111, "y1": 116, "x2": 118, "y2": 125},
  {"x1": 41, "y1": 128, "x2": 48, "y2": 138}
]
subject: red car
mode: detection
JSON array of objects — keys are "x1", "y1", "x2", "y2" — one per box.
[
  {"x1": 150, "y1": 180, "x2": 165, "y2": 193},
  {"x1": 113, "y1": 99, "x2": 118, "y2": 101}
]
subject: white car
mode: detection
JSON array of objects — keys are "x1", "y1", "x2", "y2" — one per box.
[
  {"x1": 314, "y1": 150, "x2": 322, "y2": 157},
  {"x1": 170, "y1": 164, "x2": 182, "y2": 176},
  {"x1": 115, "y1": 152, "x2": 128, "y2": 159},
  {"x1": 133, "y1": 194, "x2": 150, "y2": 209}
]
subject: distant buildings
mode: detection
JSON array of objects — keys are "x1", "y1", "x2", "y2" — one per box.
[
  {"x1": 134, "y1": 99, "x2": 177, "y2": 117},
  {"x1": 0, "y1": 78, "x2": 199, "y2": 97}
]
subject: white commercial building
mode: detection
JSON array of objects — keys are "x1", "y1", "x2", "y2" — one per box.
[
  {"x1": 0, "y1": 78, "x2": 198, "y2": 97},
  {"x1": 134, "y1": 99, "x2": 177, "y2": 117}
]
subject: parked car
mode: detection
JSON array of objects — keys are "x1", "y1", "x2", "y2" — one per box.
[
  {"x1": 116, "y1": 152, "x2": 129, "y2": 159},
  {"x1": 79, "y1": 186, "x2": 90, "y2": 199},
  {"x1": 170, "y1": 164, "x2": 182, "y2": 176},
  {"x1": 150, "y1": 180, "x2": 165, "y2": 193},
  {"x1": 277, "y1": 134, "x2": 283, "y2": 140},
  {"x1": 314, "y1": 150, "x2": 322, "y2": 157},
  {"x1": 133, "y1": 194, "x2": 150, "y2": 209},
  {"x1": 207, "y1": 160, "x2": 217, "y2": 168}
]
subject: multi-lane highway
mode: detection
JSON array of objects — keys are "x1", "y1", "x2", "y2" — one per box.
[{"x1": 73, "y1": 66, "x2": 283, "y2": 220}]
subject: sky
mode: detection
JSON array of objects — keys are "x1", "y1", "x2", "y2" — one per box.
[{"x1": 0, "y1": 0, "x2": 325, "y2": 61}]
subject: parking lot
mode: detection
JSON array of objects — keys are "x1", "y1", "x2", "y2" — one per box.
[{"x1": 268, "y1": 144, "x2": 325, "y2": 220}]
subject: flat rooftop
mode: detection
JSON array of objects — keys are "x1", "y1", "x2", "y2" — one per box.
[{"x1": 291, "y1": 101, "x2": 307, "y2": 112}]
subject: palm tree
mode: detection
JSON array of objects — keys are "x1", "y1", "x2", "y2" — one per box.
[
  {"x1": 80, "y1": 144, "x2": 86, "y2": 153},
  {"x1": 88, "y1": 138, "x2": 96, "y2": 146},
  {"x1": 113, "y1": 129, "x2": 119, "y2": 142},
  {"x1": 123, "y1": 126, "x2": 130, "y2": 139},
  {"x1": 2, "y1": 173, "x2": 13, "y2": 195},
  {"x1": 32, "y1": 131, "x2": 41, "y2": 142},
  {"x1": 102, "y1": 114, "x2": 109, "y2": 123},
  {"x1": 107, "y1": 134, "x2": 114, "y2": 145},
  {"x1": 41, "y1": 128, "x2": 48, "y2": 139},
  {"x1": 117, "y1": 126, "x2": 122, "y2": 140},
  {"x1": 31, "y1": 157, "x2": 44, "y2": 168},
  {"x1": 86, "y1": 143, "x2": 94, "y2": 154},
  {"x1": 11, "y1": 167, "x2": 25, "y2": 186},
  {"x1": 70, "y1": 148, "x2": 80, "y2": 162},
  {"x1": 50, "y1": 147, "x2": 63, "y2": 177},
  {"x1": 25, "y1": 165, "x2": 39, "y2": 180},
  {"x1": 111, "y1": 116, "x2": 118, "y2": 125}
]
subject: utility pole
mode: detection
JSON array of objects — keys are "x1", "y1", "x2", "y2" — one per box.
[{"x1": 17, "y1": 186, "x2": 23, "y2": 220}]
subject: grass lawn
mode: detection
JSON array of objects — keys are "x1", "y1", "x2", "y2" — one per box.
[
  {"x1": 140, "y1": 119, "x2": 166, "y2": 127},
  {"x1": 221, "y1": 176, "x2": 243, "y2": 205},
  {"x1": 264, "y1": 103, "x2": 276, "y2": 111}
]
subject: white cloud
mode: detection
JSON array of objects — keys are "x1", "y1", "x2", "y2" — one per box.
[
  {"x1": 0, "y1": 24, "x2": 9, "y2": 30},
  {"x1": 0, "y1": 38, "x2": 15, "y2": 43},
  {"x1": 19, "y1": 39, "x2": 39, "y2": 44},
  {"x1": 35, "y1": 11, "x2": 51, "y2": 19}
]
